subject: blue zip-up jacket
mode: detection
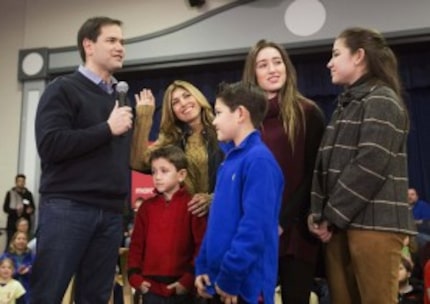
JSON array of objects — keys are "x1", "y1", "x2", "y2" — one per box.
[{"x1": 195, "y1": 131, "x2": 284, "y2": 304}]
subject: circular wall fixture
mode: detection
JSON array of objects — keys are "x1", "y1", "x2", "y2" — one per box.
[
  {"x1": 284, "y1": 0, "x2": 327, "y2": 37},
  {"x1": 18, "y1": 48, "x2": 48, "y2": 81},
  {"x1": 22, "y1": 52, "x2": 45, "y2": 76}
]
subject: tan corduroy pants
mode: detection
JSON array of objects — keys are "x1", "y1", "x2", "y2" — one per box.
[{"x1": 325, "y1": 229, "x2": 405, "y2": 304}]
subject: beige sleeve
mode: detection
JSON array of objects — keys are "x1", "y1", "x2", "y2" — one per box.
[{"x1": 130, "y1": 105, "x2": 156, "y2": 171}]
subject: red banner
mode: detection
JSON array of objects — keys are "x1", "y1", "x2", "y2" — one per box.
[{"x1": 131, "y1": 170, "x2": 154, "y2": 209}]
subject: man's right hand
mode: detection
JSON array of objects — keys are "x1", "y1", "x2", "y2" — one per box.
[{"x1": 107, "y1": 101, "x2": 133, "y2": 136}]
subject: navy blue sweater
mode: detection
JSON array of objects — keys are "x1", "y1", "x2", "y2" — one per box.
[{"x1": 35, "y1": 71, "x2": 131, "y2": 212}]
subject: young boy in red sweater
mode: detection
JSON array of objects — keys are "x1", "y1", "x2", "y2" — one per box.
[{"x1": 127, "y1": 145, "x2": 207, "y2": 303}]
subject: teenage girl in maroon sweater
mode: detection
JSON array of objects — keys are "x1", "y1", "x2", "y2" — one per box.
[{"x1": 243, "y1": 40, "x2": 325, "y2": 304}]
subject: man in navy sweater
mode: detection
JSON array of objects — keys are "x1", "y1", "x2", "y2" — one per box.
[{"x1": 31, "y1": 16, "x2": 132, "y2": 303}]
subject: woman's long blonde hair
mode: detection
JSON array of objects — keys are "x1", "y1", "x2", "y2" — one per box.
[
  {"x1": 243, "y1": 40, "x2": 308, "y2": 150},
  {"x1": 8, "y1": 231, "x2": 30, "y2": 254},
  {"x1": 157, "y1": 80, "x2": 215, "y2": 146},
  {"x1": 152, "y1": 81, "x2": 217, "y2": 194}
]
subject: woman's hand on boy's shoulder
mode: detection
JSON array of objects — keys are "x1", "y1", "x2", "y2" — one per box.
[{"x1": 188, "y1": 193, "x2": 212, "y2": 217}]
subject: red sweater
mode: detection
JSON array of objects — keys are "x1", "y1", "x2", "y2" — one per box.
[
  {"x1": 127, "y1": 188, "x2": 207, "y2": 296},
  {"x1": 425, "y1": 260, "x2": 430, "y2": 304}
]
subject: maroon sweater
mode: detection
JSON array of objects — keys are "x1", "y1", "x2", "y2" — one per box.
[
  {"x1": 127, "y1": 187, "x2": 207, "y2": 296},
  {"x1": 261, "y1": 96, "x2": 324, "y2": 262}
]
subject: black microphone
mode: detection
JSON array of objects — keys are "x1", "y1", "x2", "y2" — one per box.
[{"x1": 116, "y1": 81, "x2": 129, "y2": 107}]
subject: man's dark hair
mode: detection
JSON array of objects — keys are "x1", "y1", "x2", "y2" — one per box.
[
  {"x1": 149, "y1": 145, "x2": 188, "y2": 172},
  {"x1": 77, "y1": 16, "x2": 122, "y2": 62},
  {"x1": 216, "y1": 81, "x2": 268, "y2": 128},
  {"x1": 15, "y1": 174, "x2": 26, "y2": 182}
]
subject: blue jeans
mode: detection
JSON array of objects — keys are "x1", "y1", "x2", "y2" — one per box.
[{"x1": 30, "y1": 198, "x2": 123, "y2": 304}]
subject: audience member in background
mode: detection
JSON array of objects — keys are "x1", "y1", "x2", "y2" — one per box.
[
  {"x1": 5, "y1": 231, "x2": 34, "y2": 304},
  {"x1": 0, "y1": 257, "x2": 26, "y2": 304},
  {"x1": 408, "y1": 188, "x2": 430, "y2": 246},
  {"x1": 14, "y1": 218, "x2": 36, "y2": 253},
  {"x1": 308, "y1": 27, "x2": 416, "y2": 304},
  {"x1": 32, "y1": 16, "x2": 132, "y2": 303},
  {"x1": 242, "y1": 39, "x2": 325, "y2": 304},
  {"x1": 121, "y1": 196, "x2": 134, "y2": 248},
  {"x1": 398, "y1": 256, "x2": 423, "y2": 304},
  {"x1": 195, "y1": 82, "x2": 284, "y2": 304},
  {"x1": 3, "y1": 174, "x2": 35, "y2": 250},
  {"x1": 130, "y1": 80, "x2": 223, "y2": 217},
  {"x1": 15, "y1": 218, "x2": 31, "y2": 239},
  {"x1": 422, "y1": 242, "x2": 430, "y2": 304},
  {"x1": 402, "y1": 236, "x2": 413, "y2": 261},
  {"x1": 409, "y1": 188, "x2": 430, "y2": 222},
  {"x1": 123, "y1": 197, "x2": 146, "y2": 248},
  {"x1": 128, "y1": 145, "x2": 207, "y2": 303}
]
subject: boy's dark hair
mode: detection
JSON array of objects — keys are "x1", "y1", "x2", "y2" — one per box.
[
  {"x1": 149, "y1": 145, "x2": 188, "y2": 172},
  {"x1": 77, "y1": 16, "x2": 123, "y2": 62},
  {"x1": 216, "y1": 81, "x2": 268, "y2": 128}
]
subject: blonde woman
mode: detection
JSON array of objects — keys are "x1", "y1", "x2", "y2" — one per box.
[{"x1": 130, "y1": 80, "x2": 223, "y2": 216}]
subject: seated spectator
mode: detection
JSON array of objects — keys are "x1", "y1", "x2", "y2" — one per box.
[
  {"x1": 15, "y1": 218, "x2": 29, "y2": 235},
  {"x1": 14, "y1": 218, "x2": 37, "y2": 253},
  {"x1": 5, "y1": 231, "x2": 34, "y2": 304},
  {"x1": 409, "y1": 188, "x2": 430, "y2": 223},
  {"x1": 409, "y1": 188, "x2": 430, "y2": 246},
  {"x1": 15, "y1": 218, "x2": 34, "y2": 240},
  {"x1": 123, "y1": 197, "x2": 145, "y2": 248},
  {"x1": 421, "y1": 242, "x2": 430, "y2": 304},
  {"x1": 0, "y1": 257, "x2": 26, "y2": 303},
  {"x1": 398, "y1": 255, "x2": 423, "y2": 303}
]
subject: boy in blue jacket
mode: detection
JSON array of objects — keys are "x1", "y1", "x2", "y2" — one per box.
[{"x1": 195, "y1": 81, "x2": 284, "y2": 304}]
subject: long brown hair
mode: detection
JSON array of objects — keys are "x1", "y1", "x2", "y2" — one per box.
[
  {"x1": 338, "y1": 27, "x2": 402, "y2": 97},
  {"x1": 243, "y1": 40, "x2": 309, "y2": 150},
  {"x1": 338, "y1": 27, "x2": 408, "y2": 127}
]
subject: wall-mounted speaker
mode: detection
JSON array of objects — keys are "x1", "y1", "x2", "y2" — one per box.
[{"x1": 188, "y1": 0, "x2": 205, "y2": 7}]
